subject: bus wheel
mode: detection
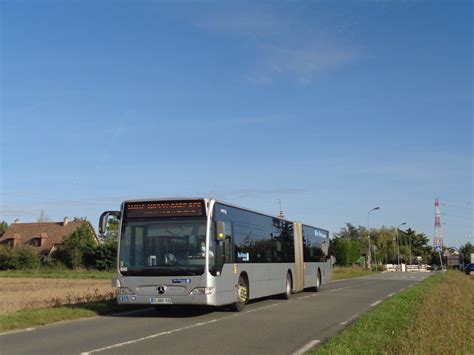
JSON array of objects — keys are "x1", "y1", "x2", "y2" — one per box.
[
  {"x1": 232, "y1": 275, "x2": 248, "y2": 312},
  {"x1": 282, "y1": 272, "x2": 292, "y2": 299},
  {"x1": 314, "y1": 270, "x2": 321, "y2": 292}
]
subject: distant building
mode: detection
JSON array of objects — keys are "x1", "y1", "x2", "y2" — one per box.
[{"x1": 0, "y1": 218, "x2": 99, "y2": 260}]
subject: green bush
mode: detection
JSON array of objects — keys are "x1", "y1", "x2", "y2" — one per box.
[
  {"x1": 0, "y1": 245, "x2": 12, "y2": 270},
  {"x1": 83, "y1": 241, "x2": 117, "y2": 271},
  {"x1": 0, "y1": 245, "x2": 40, "y2": 270}
]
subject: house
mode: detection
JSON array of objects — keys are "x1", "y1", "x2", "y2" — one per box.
[{"x1": 0, "y1": 218, "x2": 99, "y2": 260}]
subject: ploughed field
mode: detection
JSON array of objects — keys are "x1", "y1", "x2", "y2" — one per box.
[{"x1": 1, "y1": 278, "x2": 114, "y2": 314}]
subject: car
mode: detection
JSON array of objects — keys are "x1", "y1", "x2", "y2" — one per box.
[{"x1": 465, "y1": 263, "x2": 474, "y2": 275}]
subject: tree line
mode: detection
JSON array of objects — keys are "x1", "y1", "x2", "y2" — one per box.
[
  {"x1": 0, "y1": 219, "x2": 472, "y2": 270},
  {"x1": 331, "y1": 223, "x2": 474, "y2": 267}
]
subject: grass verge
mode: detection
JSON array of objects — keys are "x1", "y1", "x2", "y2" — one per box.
[
  {"x1": 332, "y1": 267, "x2": 379, "y2": 280},
  {"x1": 314, "y1": 271, "x2": 473, "y2": 354},
  {"x1": 0, "y1": 269, "x2": 115, "y2": 279},
  {"x1": 393, "y1": 271, "x2": 473, "y2": 354},
  {"x1": 0, "y1": 300, "x2": 144, "y2": 332}
]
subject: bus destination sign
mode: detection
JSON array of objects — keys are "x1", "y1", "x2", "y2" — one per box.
[{"x1": 125, "y1": 200, "x2": 205, "y2": 219}]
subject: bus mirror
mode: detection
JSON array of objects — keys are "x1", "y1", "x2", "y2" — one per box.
[
  {"x1": 99, "y1": 211, "x2": 121, "y2": 235},
  {"x1": 216, "y1": 221, "x2": 225, "y2": 240}
]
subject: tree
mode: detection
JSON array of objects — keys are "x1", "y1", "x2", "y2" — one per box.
[
  {"x1": 0, "y1": 221, "x2": 8, "y2": 237},
  {"x1": 460, "y1": 242, "x2": 474, "y2": 264},
  {"x1": 332, "y1": 239, "x2": 361, "y2": 266},
  {"x1": 333, "y1": 223, "x2": 366, "y2": 241},
  {"x1": 398, "y1": 228, "x2": 432, "y2": 264},
  {"x1": 37, "y1": 210, "x2": 51, "y2": 222},
  {"x1": 52, "y1": 224, "x2": 96, "y2": 268}
]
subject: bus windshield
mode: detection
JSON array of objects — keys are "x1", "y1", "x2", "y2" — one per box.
[{"x1": 119, "y1": 218, "x2": 208, "y2": 276}]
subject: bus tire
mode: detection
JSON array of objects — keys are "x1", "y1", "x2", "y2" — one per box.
[
  {"x1": 282, "y1": 272, "x2": 292, "y2": 300},
  {"x1": 231, "y1": 275, "x2": 248, "y2": 312},
  {"x1": 314, "y1": 269, "x2": 321, "y2": 292}
]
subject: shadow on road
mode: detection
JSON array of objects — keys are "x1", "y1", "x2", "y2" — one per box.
[{"x1": 103, "y1": 292, "x2": 296, "y2": 319}]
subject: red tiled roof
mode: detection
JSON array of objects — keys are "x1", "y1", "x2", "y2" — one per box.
[{"x1": 0, "y1": 221, "x2": 99, "y2": 255}]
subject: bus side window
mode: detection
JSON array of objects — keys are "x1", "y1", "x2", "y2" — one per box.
[{"x1": 214, "y1": 221, "x2": 233, "y2": 274}]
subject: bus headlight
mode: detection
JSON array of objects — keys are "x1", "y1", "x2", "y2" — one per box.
[
  {"x1": 118, "y1": 287, "x2": 135, "y2": 295},
  {"x1": 189, "y1": 287, "x2": 215, "y2": 295}
]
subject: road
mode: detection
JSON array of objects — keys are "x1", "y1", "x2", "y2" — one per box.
[{"x1": 0, "y1": 272, "x2": 431, "y2": 355}]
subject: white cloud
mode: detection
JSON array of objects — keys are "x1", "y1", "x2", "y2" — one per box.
[
  {"x1": 257, "y1": 44, "x2": 357, "y2": 84},
  {"x1": 196, "y1": 6, "x2": 359, "y2": 84}
]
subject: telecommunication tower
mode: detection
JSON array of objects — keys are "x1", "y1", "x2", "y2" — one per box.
[{"x1": 433, "y1": 198, "x2": 444, "y2": 248}]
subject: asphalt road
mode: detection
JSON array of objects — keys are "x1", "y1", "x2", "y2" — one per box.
[{"x1": 0, "y1": 272, "x2": 432, "y2": 355}]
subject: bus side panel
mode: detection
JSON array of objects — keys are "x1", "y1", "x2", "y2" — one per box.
[
  {"x1": 303, "y1": 261, "x2": 332, "y2": 288},
  {"x1": 304, "y1": 262, "x2": 318, "y2": 288}
]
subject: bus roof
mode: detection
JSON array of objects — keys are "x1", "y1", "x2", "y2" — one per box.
[{"x1": 121, "y1": 197, "x2": 328, "y2": 234}]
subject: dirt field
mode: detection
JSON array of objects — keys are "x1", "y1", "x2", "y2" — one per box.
[{"x1": 1, "y1": 278, "x2": 115, "y2": 314}]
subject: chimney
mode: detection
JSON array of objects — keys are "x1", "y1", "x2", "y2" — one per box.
[
  {"x1": 63, "y1": 217, "x2": 69, "y2": 226},
  {"x1": 40, "y1": 232, "x2": 48, "y2": 247},
  {"x1": 14, "y1": 219, "x2": 20, "y2": 224}
]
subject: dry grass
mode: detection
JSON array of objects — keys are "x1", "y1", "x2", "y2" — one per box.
[
  {"x1": 1, "y1": 277, "x2": 115, "y2": 314},
  {"x1": 391, "y1": 271, "x2": 474, "y2": 355}
]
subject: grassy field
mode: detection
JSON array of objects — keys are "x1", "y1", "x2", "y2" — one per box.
[
  {"x1": 313, "y1": 271, "x2": 473, "y2": 355},
  {"x1": 0, "y1": 269, "x2": 115, "y2": 279},
  {"x1": 332, "y1": 266, "x2": 380, "y2": 280},
  {"x1": 0, "y1": 300, "x2": 134, "y2": 332},
  {"x1": 1, "y1": 277, "x2": 114, "y2": 314}
]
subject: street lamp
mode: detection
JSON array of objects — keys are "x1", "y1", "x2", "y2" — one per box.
[
  {"x1": 407, "y1": 234, "x2": 412, "y2": 267},
  {"x1": 397, "y1": 222, "x2": 406, "y2": 272},
  {"x1": 367, "y1": 207, "x2": 380, "y2": 270}
]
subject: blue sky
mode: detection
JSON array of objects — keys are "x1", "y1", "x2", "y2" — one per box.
[{"x1": 1, "y1": 1, "x2": 472, "y2": 247}]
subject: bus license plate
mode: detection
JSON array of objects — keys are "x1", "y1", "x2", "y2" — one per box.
[{"x1": 150, "y1": 297, "x2": 172, "y2": 305}]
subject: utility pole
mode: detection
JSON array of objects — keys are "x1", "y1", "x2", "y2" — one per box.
[{"x1": 367, "y1": 207, "x2": 380, "y2": 270}]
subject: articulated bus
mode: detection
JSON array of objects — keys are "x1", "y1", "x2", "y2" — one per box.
[{"x1": 99, "y1": 198, "x2": 332, "y2": 311}]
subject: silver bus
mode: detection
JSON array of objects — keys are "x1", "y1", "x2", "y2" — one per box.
[{"x1": 99, "y1": 198, "x2": 332, "y2": 311}]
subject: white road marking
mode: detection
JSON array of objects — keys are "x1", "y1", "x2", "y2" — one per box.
[
  {"x1": 328, "y1": 280, "x2": 377, "y2": 293},
  {"x1": 244, "y1": 303, "x2": 279, "y2": 313},
  {"x1": 81, "y1": 303, "x2": 280, "y2": 354},
  {"x1": 297, "y1": 296, "x2": 311, "y2": 300},
  {"x1": 328, "y1": 285, "x2": 354, "y2": 293},
  {"x1": 340, "y1": 313, "x2": 359, "y2": 325},
  {"x1": 408, "y1": 284, "x2": 414, "y2": 288},
  {"x1": 370, "y1": 300, "x2": 382, "y2": 307},
  {"x1": 293, "y1": 339, "x2": 320, "y2": 355},
  {"x1": 387, "y1": 293, "x2": 395, "y2": 298},
  {"x1": 0, "y1": 327, "x2": 35, "y2": 337}
]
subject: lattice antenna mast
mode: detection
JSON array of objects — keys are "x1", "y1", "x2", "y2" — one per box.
[
  {"x1": 277, "y1": 199, "x2": 285, "y2": 219},
  {"x1": 434, "y1": 198, "x2": 444, "y2": 247}
]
